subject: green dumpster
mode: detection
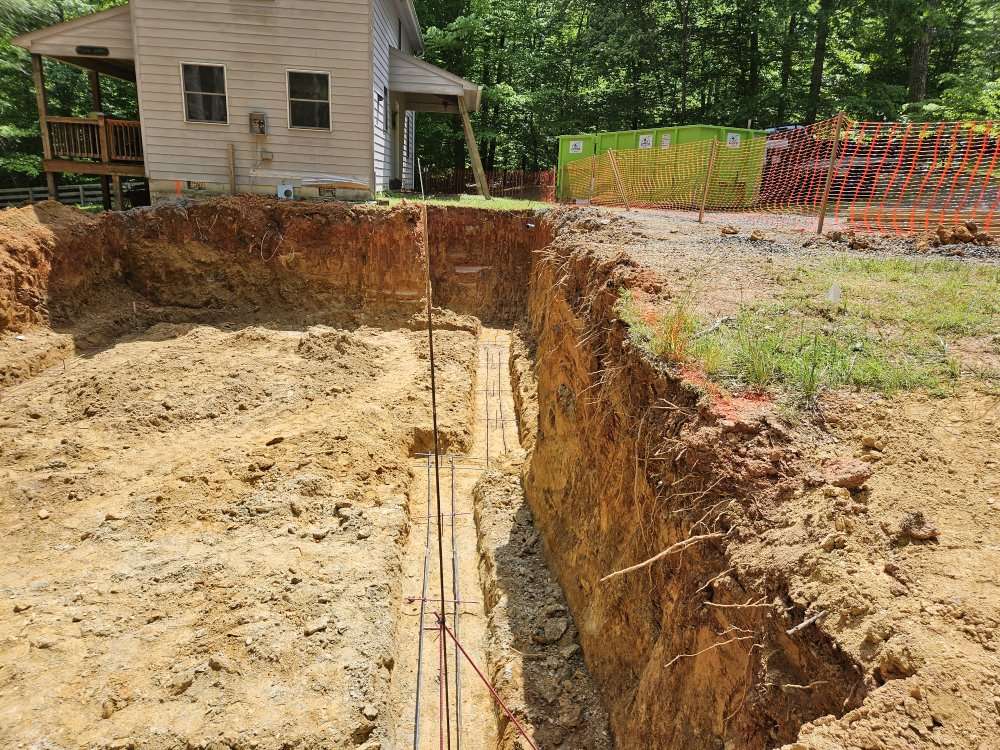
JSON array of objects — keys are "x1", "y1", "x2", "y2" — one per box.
[{"x1": 556, "y1": 123, "x2": 767, "y2": 204}]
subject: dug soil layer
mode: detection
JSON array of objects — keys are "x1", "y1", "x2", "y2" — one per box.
[
  {"x1": 519, "y1": 211, "x2": 1000, "y2": 750},
  {"x1": 2, "y1": 198, "x2": 998, "y2": 749},
  {"x1": 523, "y1": 215, "x2": 861, "y2": 748}
]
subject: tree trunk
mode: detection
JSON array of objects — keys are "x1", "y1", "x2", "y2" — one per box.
[
  {"x1": 676, "y1": 0, "x2": 691, "y2": 120},
  {"x1": 747, "y1": 6, "x2": 760, "y2": 125},
  {"x1": 777, "y1": 12, "x2": 798, "y2": 123},
  {"x1": 907, "y1": 0, "x2": 938, "y2": 102},
  {"x1": 805, "y1": 0, "x2": 836, "y2": 124}
]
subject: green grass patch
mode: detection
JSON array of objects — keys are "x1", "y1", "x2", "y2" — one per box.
[
  {"x1": 615, "y1": 256, "x2": 1000, "y2": 404},
  {"x1": 380, "y1": 192, "x2": 551, "y2": 211}
]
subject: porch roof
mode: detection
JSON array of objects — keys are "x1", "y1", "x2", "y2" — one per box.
[
  {"x1": 389, "y1": 49, "x2": 481, "y2": 114},
  {"x1": 12, "y1": 5, "x2": 136, "y2": 81}
]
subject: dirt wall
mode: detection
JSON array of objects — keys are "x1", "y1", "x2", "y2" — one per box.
[
  {"x1": 1, "y1": 199, "x2": 548, "y2": 341},
  {"x1": 426, "y1": 206, "x2": 550, "y2": 325},
  {"x1": 519, "y1": 213, "x2": 865, "y2": 749},
  {"x1": 0, "y1": 202, "x2": 122, "y2": 333}
]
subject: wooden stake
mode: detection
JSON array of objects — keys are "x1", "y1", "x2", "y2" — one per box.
[
  {"x1": 227, "y1": 143, "x2": 237, "y2": 194},
  {"x1": 99, "y1": 176, "x2": 111, "y2": 210},
  {"x1": 607, "y1": 149, "x2": 630, "y2": 211},
  {"x1": 457, "y1": 96, "x2": 490, "y2": 199},
  {"x1": 816, "y1": 111, "x2": 846, "y2": 235},
  {"x1": 699, "y1": 139, "x2": 719, "y2": 223}
]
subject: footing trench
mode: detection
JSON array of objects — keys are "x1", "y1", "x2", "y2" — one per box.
[
  {"x1": 3, "y1": 198, "x2": 998, "y2": 750},
  {"x1": 390, "y1": 329, "x2": 517, "y2": 750}
]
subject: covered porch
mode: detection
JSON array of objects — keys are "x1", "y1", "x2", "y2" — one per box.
[
  {"x1": 14, "y1": 6, "x2": 144, "y2": 210},
  {"x1": 388, "y1": 50, "x2": 491, "y2": 199}
]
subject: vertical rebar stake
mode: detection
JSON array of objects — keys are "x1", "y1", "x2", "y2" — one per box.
[
  {"x1": 412, "y1": 455, "x2": 433, "y2": 749},
  {"x1": 420, "y1": 202, "x2": 451, "y2": 750},
  {"x1": 450, "y1": 455, "x2": 462, "y2": 750}
]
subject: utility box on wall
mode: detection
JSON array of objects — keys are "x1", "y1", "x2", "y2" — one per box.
[{"x1": 249, "y1": 112, "x2": 268, "y2": 135}]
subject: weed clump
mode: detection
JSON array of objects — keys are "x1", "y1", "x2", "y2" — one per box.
[{"x1": 614, "y1": 254, "x2": 999, "y2": 406}]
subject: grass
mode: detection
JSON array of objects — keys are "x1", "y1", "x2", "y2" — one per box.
[
  {"x1": 378, "y1": 192, "x2": 551, "y2": 211},
  {"x1": 616, "y1": 256, "x2": 1000, "y2": 404}
]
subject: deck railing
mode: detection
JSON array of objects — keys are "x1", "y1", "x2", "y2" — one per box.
[{"x1": 46, "y1": 115, "x2": 143, "y2": 163}]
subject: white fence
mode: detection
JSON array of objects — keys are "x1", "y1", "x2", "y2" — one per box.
[{"x1": 0, "y1": 181, "x2": 145, "y2": 209}]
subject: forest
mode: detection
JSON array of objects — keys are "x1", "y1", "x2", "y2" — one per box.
[{"x1": 0, "y1": 0, "x2": 998, "y2": 185}]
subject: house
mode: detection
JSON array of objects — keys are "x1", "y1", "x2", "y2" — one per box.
[{"x1": 13, "y1": 0, "x2": 490, "y2": 208}]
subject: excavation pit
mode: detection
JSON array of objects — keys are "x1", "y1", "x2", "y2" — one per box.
[{"x1": 1, "y1": 198, "x2": 998, "y2": 750}]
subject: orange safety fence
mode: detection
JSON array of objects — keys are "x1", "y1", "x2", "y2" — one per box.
[{"x1": 562, "y1": 115, "x2": 1000, "y2": 235}]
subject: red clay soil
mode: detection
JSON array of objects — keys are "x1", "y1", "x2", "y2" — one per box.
[{"x1": 520, "y1": 208, "x2": 1000, "y2": 750}]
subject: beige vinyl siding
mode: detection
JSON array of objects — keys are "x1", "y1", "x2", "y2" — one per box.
[
  {"x1": 388, "y1": 57, "x2": 465, "y2": 97},
  {"x1": 131, "y1": 0, "x2": 373, "y2": 190},
  {"x1": 26, "y1": 6, "x2": 134, "y2": 59},
  {"x1": 372, "y1": 0, "x2": 401, "y2": 191}
]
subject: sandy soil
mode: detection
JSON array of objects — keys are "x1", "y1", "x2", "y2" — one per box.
[
  {"x1": 389, "y1": 329, "x2": 511, "y2": 750},
  {"x1": 0, "y1": 318, "x2": 478, "y2": 750}
]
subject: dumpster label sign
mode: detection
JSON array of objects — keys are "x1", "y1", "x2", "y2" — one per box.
[
  {"x1": 726, "y1": 132, "x2": 741, "y2": 148},
  {"x1": 638, "y1": 134, "x2": 654, "y2": 149},
  {"x1": 569, "y1": 140, "x2": 584, "y2": 154},
  {"x1": 660, "y1": 133, "x2": 672, "y2": 149}
]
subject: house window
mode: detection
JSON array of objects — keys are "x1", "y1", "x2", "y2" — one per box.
[
  {"x1": 181, "y1": 63, "x2": 228, "y2": 123},
  {"x1": 383, "y1": 86, "x2": 389, "y2": 134},
  {"x1": 287, "y1": 70, "x2": 331, "y2": 130}
]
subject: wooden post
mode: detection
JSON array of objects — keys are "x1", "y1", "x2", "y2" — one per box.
[
  {"x1": 112, "y1": 174, "x2": 124, "y2": 211},
  {"x1": 456, "y1": 96, "x2": 490, "y2": 199},
  {"x1": 30, "y1": 54, "x2": 57, "y2": 200},
  {"x1": 87, "y1": 70, "x2": 103, "y2": 114},
  {"x1": 607, "y1": 150, "x2": 630, "y2": 211},
  {"x1": 96, "y1": 114, "x2": 111, "y2": 162},
  {"x1": 227, "y1": 144, "x2": 237, "y2": 194},
  {"x1": 816, "y1": 111, "x2": 846, "y2": 235},
  {"x1": 99, "y1": 176, "x2": 111, "y2": 210},
  {"x1": 699, "y1": 139, "x2": 719, "y2": 223}
]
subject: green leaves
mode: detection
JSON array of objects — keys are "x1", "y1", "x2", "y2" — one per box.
[{"x1": 412, "y1": 0, "x2": 999, "y2": 172}]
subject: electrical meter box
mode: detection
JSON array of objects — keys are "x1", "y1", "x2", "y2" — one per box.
[{"x1": 249, "y1": 112, "x2": 267, "y2": 135}]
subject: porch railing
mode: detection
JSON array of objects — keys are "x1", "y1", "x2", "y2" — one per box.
[{"x1": 47, "y1": 115, "x2": 143, "y2": 163}]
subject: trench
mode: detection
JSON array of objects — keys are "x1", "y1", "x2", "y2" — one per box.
[{"x1": 0, "y1": 197, "x2": 867, "y2": 750}]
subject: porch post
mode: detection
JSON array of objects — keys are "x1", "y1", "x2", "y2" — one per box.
[
  {"x1": 30, "y1": 54, "x2": 57, "y2": 200},
  {"x1": 112, "y1": 175, "x2": 124, "y2": 211},
  {"x1": 456, "y1": 96, "x2": 490, "y2": 200},
  {"x1": 88, "y1": 70, "x2": 112, "y2": 210},
  {"x1": 87, "y1": 70, "x2": 103, "y2": 113}
]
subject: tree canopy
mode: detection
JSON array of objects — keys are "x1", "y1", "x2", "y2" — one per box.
[
  {"x1": 0, "y1": 0, "x2": 997, "y2": 185},
  {"x1": 415, "y1": 0, "x2": 1000, "y2": 171}
]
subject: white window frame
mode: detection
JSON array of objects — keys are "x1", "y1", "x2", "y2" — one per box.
[
  {"x1": 179, "y1": 61, "x2": 230, "y2": 125},
  {"x1": 286, "y1": 69, "x2": 333, "y2": 132}
]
